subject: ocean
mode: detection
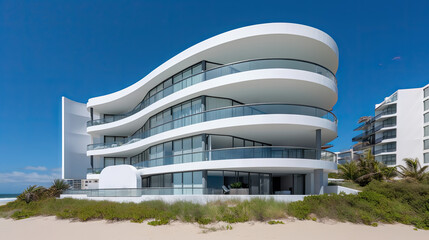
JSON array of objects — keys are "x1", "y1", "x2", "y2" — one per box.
[{"x1": 0, "y1": 194, "x2": 19, "y2": 203}]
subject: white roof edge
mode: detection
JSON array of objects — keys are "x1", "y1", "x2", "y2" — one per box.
[{"x1": 87, "y1": 22, "x2": 339, "y2": 110}]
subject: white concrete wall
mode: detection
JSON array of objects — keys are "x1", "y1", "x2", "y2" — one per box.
[
  {"x1": 99, "y1": 165, "x2": 141, "y2": 189},
  {"x1": 324, "y1": 186, "x2": 359, "y2": 195},
  {"x1": 62, "y1": 97, "x2": 91, "y2": 179},
  {"x1": 396, "y1": 89, "x2": 424, "y2": 166},
  {"x1": 60, "y1": 194, "x2": 306, "y2": 204}
]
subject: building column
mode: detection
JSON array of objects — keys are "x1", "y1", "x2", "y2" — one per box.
[
  {"x1": 316, "y1": 129, "x2": 321, "y2": 160},
  {"x1": 305, "y1": 173, "x2": 314, "y2": 195},
  {"x1": 314, "y1": 169, "x2": 324, "y2": 194}
]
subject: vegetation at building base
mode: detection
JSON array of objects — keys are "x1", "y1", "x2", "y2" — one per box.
[
  {"x1": 0, "y1": 182, "x2": 428, "y2": 229},
  {"x1": 1, "y1": 160, "x2": 429, "y2": 229}
]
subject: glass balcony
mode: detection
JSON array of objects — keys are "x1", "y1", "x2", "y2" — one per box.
[
  {"x1": 87, "y1": 103, "x2": 337, "y2": 151},
  {"x1": 87, "y1": 146, "x2": 336, "y2": 173},
  {"x1": 63, "y1": 188, "x2": 224, "y2": 197},
  {"x1": 87, "y1": 58, "x2": 337, "y2": 127}
]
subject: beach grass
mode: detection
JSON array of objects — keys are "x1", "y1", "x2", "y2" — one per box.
[{"x1": 0, "y1": 181, "x2": 428, "y2": 229}]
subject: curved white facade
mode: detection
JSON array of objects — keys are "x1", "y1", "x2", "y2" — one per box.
[{"x1": 62, "y1": 23, "x2": 339, "y2": 196}]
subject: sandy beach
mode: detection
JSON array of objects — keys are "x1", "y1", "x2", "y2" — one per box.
[{"x1": 0, "y1": 216, "x2": 427, "y2": 240}]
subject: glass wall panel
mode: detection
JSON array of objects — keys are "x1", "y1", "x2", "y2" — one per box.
[
  {"x1": 206, "y1": 97, "x2": 233, "y2": 110},
  {"x1": 183, "y1": 138, "x2": 192, "y2": 163},
  {"x1": 425, "y1": 100, "x2": 429, "y2": 111},
  {"x1": 207, "y1": 171, "x2": 223, "y2": 189},
  {"x1": 193, "y1": 171, "x2": 203, "y2": 194},
  {"x1": 104, "y1": 158, "x2": 115, "y2": 167},
  {"x1": 425, "y1": 126, "x2": 429, "y2": 137},
  {"x1": 183, "y1": 172, "x2": 192, "y2": 194},
  {"x1": 224, "y1": 171, "x2": 236, "y2": 187},
  {"x1": 164, "y1": 174, "x2": 173, "y2": 188},
  {"x1": 249, "y1": 173, "x2": 260, "y2": 195},
  {"x1": 425, "y1": 87, "x2": 429, "y2": 98},
  {"x1": 150, "y1": 175, "x2": 163, "y2": 188}
]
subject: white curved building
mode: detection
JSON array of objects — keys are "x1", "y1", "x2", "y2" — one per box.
[{"x1": 62, "y1": 23, "x2": 339, "y2": 197}]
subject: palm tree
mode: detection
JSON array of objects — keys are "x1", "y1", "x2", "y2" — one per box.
[
  {"x1": 17, "y1": 185, "x2": 47, "y2": 203},
  {"x1": 397, "y1": 158, "x2": 428, "y2": 182},
  {"x1": 49, "y1": 179, "x2": 70, "y2": 197},
  {"x1": 338, "y1": 161, "x2": 359, "y2": 180},
  {"x1": 355, "y1": 149, "x2": 396, "y2": 186}
]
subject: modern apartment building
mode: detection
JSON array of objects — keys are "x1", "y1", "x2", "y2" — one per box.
[
  {"x1": 62, "y1": 23, "x2": 339, "y2": 197},
  {"x1": 353, "y1": 84, "x2": 429, "y2": 167},
  {"x1": 336, "y1": 149, "x2": 360, "y2": 165}
]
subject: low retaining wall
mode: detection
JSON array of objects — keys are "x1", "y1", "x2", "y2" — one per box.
[
  {"x1": 324, "y1": 185, "x2": 360, "y2": 195},
  {"x1": 60, "y1": 194, "x2": 306, "y2": 204}
]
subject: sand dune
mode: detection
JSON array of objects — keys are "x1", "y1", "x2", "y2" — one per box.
[{"x1": 0, "y1": 216, "x2": 428, "y2": 240}]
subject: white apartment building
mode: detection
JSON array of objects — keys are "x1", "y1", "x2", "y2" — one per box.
[
  {"x1": 353, "y1": 84, "x2": 429, "y2": 167},
  {"x1": 61, "y1": 23, "x2": 340, "y2": 199}
]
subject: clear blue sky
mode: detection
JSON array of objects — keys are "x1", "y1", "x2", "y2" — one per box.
[{"x1": 1, "y1": 0, "x2": 428, "y2": 193}]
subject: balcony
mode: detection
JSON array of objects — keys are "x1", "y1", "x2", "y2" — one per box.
[
  {"x1": 87, "y1": 103, "x2": 336, "y2": 151},
  {"x1": 373, "y1": 147, "x2": 396, "y2": 155},
  {"x1": 87, "y1": 58, "x2": 337, "y2": 127},
  {"x1": 354, "y1": 107, "x2": 397, "y2": 131},
  {"x1": 87, "y1": 146, "x2": 336, "y2": 173}
]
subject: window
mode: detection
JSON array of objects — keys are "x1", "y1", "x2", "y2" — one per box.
[
  {"x1": 383, "y1": 117, "x2": 396, "y2": 127},
  {"x1": 424, "y1": 139, "x2": 429, "y2": 150},
  {"x1": 425, "y1": 87, "x2": 429, "y2": 98},
  {"x1": 383, "y1": 129, "x2": 396, "y2": 139},
  {"x1": 375, "y1": 154, "x2": 396, "y2": 165},
  {"x1": 425, "y1": 100, "x2": 429, "y2": 111},
  {"x1": 425, "y1": 126, "x2": 429, "y2": 137},
  {"x1": 425, "y1": 113, "x2": 429, "y2": 123},
  {"x1": 424, "y1": 153, "x2": 429, "y2": 163},
  {"x1": 104, "y1": 158, "x2": 115, "y2": 167}
]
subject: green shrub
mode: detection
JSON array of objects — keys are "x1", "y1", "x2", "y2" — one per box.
[
  {"x1": 267, "y1": 220, "x2": 284, "y2": 224},
  {"x1": 11, "y1": 210, "x2": 35, "y2": 220},
  {"x1": 147, "y1": 218, "x2": 169, "y2": 226}
]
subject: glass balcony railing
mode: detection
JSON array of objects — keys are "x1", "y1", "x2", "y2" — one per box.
[
  {"x1": 87, "y1": 146, "x2": 336, "y2": 173},
  {"x1": 87, "y1": 58, "x2": 337, "y2": 127},
  {"x1": 87, "y1": 103, "x2": 337, "y2": 151},
  {"x1": 63, "y1": 188, "x2": 224, "y2": 197},
  {"x1": 374, "y1": 148, "x2": 396, "y2": 155}
]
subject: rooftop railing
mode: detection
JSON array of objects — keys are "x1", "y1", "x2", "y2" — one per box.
[
  {"x1": 87, "y1": 103, "x2": 337, "y2": 151},
  {"x1": 87, "y1": 58, "x2": 337, "y2": 127}
]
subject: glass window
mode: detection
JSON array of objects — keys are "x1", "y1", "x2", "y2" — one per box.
[
  {"x1": 192, "y1": 64, "x2": 202, "y2": 74},
  {"x1": 425, "y1": 113, "x2": 429, "y2": 123},
  {"x1": 425, "y1": 100, "x2": 429, "y2": 111},
  {"x1": 173, "y1": 173, "x2": 182, "y2": 187},
  {"x1": 105, "y1": 136, "x2": 115, "y2": 143},
  {"x1": 149, "y1": 146, "x2": 157, "y2": 160},
  {"x1": 164, "y1": 78, "x2": 172, "y2": 88},
  {"x1": 183, "y1": 172, "x2": 192, "y2": 194},
  {"x1": 425, "y1": 126, "x2": 429, "y2": 137},
  {"x1": 173, "y1": 72, "x2": 182, "y2": 83},
  {"x1": 150, "y1": 175, "x2": 163, "y2": 187},
  {"x1": 425, "y1": 87, "x2": 429, "y2": 98},
  {"x1": 206, "y1": 97, "x2": 233, "y2": 110},
  {"x1": 182, "y1": 68, "x2": 192, "y2": 79},
  {"x1": 164, "y1": 173, "x2": 173, "y2": 188},
  {"x1": 164, "y1": 141, "x2": 173, "y2": 156},
  {"x1": 173, "y1": 139, "x2": 182, "y2": 155},
  {"x1": 104, "y1": 157, "x2": 115, "y2": 167},
  {"x1": 210, "y1": 135, "x2": 233, "y2": 149},
  {"x1": 424, "y1": 139, "x2": 429, "y2": 150},
  {"x1": 115, "y1": 158, "x2": 125, "y2": 165},
  {"x1": 207, "y1": 171, "x2": 223, "y2": 189},
  {"x1": 193, "y1": 171, "x2": 203, "y2": 188},
  {"x1": 183, "y1": 138, "x2": 192, "y2": 163},
  {"x1": 424, "y1": 153, "x2": 429, "y2": 163}
]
